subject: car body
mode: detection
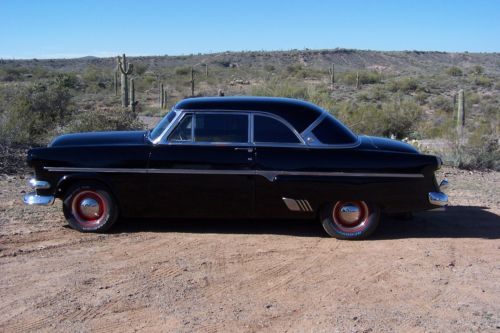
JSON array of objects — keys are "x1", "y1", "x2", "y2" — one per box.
[{"x1": 23, "y1": 96, "x2": 448, "y2": 239}]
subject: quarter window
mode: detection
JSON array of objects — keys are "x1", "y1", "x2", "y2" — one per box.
[
  {"x1": 254, "y1": 115, "x2": 301, "y2": 143},
  {"x1": 195, "y1": 113, "x2": 248, "y2": 143}
]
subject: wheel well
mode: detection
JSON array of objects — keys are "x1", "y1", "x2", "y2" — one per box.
[{"x1": 56, "y1": 176, "x2": 114, "y2": 200}]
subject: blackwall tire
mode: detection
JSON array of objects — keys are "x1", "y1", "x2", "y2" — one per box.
[
  {"x1": 320, "y1": 200, "x2": 380, "y2": 240},
  {"x1": 63, "y1": 183, "x2": 118, "y2": 232}
]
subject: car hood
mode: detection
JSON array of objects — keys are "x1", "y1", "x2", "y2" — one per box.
[
  {"x1": 49, "y1": 131, "x2": 148, "y2": 147},
  {"x1": 359, "y1": 135, "x2": 419, "y2": 154}
]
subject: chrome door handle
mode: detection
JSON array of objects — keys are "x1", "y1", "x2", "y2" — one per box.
[{"x1": 234, "y1": 147, "x2": 253, "y2": 153}]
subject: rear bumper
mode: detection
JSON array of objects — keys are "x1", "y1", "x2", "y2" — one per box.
[
  {"x1": 428, "y1": 192, "x2": 448, "y2": 206},
  {"x1": 23, "y1": 192, "x2": 55, "y2": 205}
]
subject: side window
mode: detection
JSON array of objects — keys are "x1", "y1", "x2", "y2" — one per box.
[
  {"x1": 168, "y1": 114, "x2": 193, "y2": 141},
  {"x1": 195, "y1": 113, "x2": 248, "y2": 143},
  {"x1": 254, "y1": 115, "x2": 301, "y2": 143}
]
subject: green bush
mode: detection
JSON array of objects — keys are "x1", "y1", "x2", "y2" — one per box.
[
  {"x1": 336, "y1": 98, "x2": 422, "y2": 139},
  {"x1": 388, "y1": 77, "x2": 419, "y2": 93},
  {"x1": 340, "y1": 71, "x2": 381, "y2": 86},
  {"x1": 446, "y1": 66, "x2": 463, "y2": 76},
  {"x1": 175, "y1": 67, "x2": 190, "y2": 75},
  {"x1": 473, "y1": 75, "x2": 492, "y2": 87},
  {"x1": 67, "y1": 108, "x2": 144, "y2": 133},
  {"x1": 431, "y1": 95, "x2": 453, "y2": 113},
  {"x1": 469, "y1": 65, "x2": 484, "y2": 75},
  {"x1": 0, "y1": 79, "x2": 73, "y2": 144}
]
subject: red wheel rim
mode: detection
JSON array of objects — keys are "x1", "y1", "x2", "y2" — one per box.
[
  {"x1": 332, "y1": 201, "x2": 369, "y2": 233},
  {"x1": 71, "y1": 190, "x2": 108, "y2": 228}
]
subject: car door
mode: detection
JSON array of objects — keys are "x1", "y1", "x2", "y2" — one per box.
[
  {"x1": 251, "y1": 113, "x2": 314, "y2": 218},
  {"x1": 147, "y1": 111, "x2": 255, "y2": 218}
]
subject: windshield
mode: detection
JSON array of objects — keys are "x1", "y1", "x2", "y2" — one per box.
[{"x1": 149, "y1": 111, "x2": 177, "y2": 141}]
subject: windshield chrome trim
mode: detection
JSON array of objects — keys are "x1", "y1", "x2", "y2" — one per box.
[
  {"x1": 151, "y1": 110, "x2": 181, "y2": 144},
  {"x1": 44, "y1": 166, "x2": 424, "y2": 181}
]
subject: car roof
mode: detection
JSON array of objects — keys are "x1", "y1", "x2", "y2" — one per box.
[{"x1": 173, "y1": 96, "x2": 325, "y2": 133}]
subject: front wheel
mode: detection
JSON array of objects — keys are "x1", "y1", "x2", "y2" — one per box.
[
  {"x1": 63, "y1": 183, "x2": 118, "y2": 232},
  {"x1": 320, "y1": 200, "x2": 380, "y2": 240}
]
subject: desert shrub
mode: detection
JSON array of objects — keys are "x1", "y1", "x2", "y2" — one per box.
[
  {"x1": 336, "y1": 98, "x2": 422, "y2": 139},
  {"x1": 388, "y1": 77, "x2": 419, "y2": 93},
  {"x1": 175, "y1": 67, "x2": 190, "y2": 75},
  {"x1": 67, "y1": 108, "x2": 144, "y2": 133},
  {"x1": 449, "y1": 124, "x2": 499, "y2": 170},
  {"x1": 264, "y1": 64, "x2": 275, "y2": 72},
  {"x1": 446, "y1": 66, "x2": 463, "y2": 76},
  {"x1": 0, "y1": 79, "x2": 73, "y2": 144},
  {"x1": 340, "y1": 71, "x2": 381, "y2": 86},
  {"x1": 370, "y1": 86, "x2": 388, "y2": 101},
  {"x1": 473, "y1": 75, "x2": 492, "y2": 87},
  {"x1": 134, "y1": 63, "x2": 149, "y2": 75},
  {"x1": 415, "y1": 91, "x2": 429, "y2": 105},
  {"x1": 469, "y1": 65, "x2": 484, "y2": 75},
  {"x1": 251, "y1": 80, "x2": 309, "y2": 100},
  {"x1": 431, "y1": 95, "x2": 454, "y2": 113}
]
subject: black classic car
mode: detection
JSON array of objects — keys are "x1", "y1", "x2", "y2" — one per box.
[{"x1": 23, "y1": 97, "x2": 448, "y2": 239}]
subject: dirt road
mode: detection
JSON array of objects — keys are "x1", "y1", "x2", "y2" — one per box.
[{"x1": 1, "y1": 167, "x2": 499, "y2": 332}]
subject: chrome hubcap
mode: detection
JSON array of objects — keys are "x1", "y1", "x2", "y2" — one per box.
[
  {"x1": 79, "y1": 198, "x2": 100, "y2": 219},
  {"x1": 339, "y1": 203, "x2": 361, "y2": 224}
]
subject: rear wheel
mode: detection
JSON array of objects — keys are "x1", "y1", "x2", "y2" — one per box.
[
  {"x1": 63, "y1": 183, "x2": 118, "y2": 232},
  {"x1": 320, "y1": 200, "x2": 380, "y2": 240}
]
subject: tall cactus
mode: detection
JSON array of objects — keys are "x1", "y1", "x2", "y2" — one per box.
[
  {"x1": 163, "y1": 89, "x2": 168, "y2": 109},
  {"x1": 129, "y1": 78, "x2": 136, "y2": 113},
  {"x1": 205, "y1": 63, "x2": 208, "y2": 78},
  {"x1": 117, "y1": 54, "x2": 134, "y2": 107},
  {"x1": 457, "y1": 89, "x2": 465, "y2": 138},
  {"x1": 160, "y1": 82, "x2": 164, "y2": 108},
  {"x1": 356, "y1": 71, "x2": 360, "y2": 89},
  {"x1": 114, "y1": 70, "x2": 118, "y2": 96},
  {"x1": 328, "y1": 63, "x2": 335, "y2": 90},
  {"x1": 190, "y1": 67, "x2": 195, "y2": 97}
]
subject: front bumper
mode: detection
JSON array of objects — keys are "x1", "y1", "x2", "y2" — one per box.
[
  {"x1": 23, "y1": 192, "x2": 55, "y2": 205},
  {"x1": 23, "y1": 178, "x2": 54, "y2": 206}
]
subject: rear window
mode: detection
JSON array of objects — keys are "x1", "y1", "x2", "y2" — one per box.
[
  {"x1": 254, "y1": 115, "x2": 301, "y2": 143},
  {"x1": 312, "y1": 115, "x2": 358, "y2": 145}
]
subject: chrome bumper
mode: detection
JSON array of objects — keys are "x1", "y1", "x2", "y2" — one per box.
[
  {"x1": 23, "y1": 178, "x2": 54, "y2": 206},
  {"x1": 23, "y1": 192, "x2": 55, "y2": 205},
  {"x1": 428, "y1": 192, "x2": 448, "y2": 206},
  {"x1": 428, "y1": 179, "x2": 449, "y2": 207}
]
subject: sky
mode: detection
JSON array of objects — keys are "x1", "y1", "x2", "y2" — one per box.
[{"x1": 1, "y1": 0, "x2": 499, "y2": 59}]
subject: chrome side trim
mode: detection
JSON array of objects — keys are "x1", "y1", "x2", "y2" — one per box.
[
  {"x1": 282, "y1": 198, "x2": 313, "y2": 212},
  {"x1": 282, "y1": 197, "x2": 301, "y2": 211},
  {"x1": 44, "y1": 167, "x2": 424, "y2": 181},
  {"x1": 29, "y1": 178, "x2": 51, "y2": 189},
  {"x1": 428, "y1": 192, "x2": 448, "y2": 206},
  {"x1": 23, "y1": 192, "x2": 55, "y2": 206}
]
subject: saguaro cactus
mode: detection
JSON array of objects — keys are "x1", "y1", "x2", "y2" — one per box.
[
  {"x1": 160, "y1": 82, "x2": 164, "y2": 108},
  {"x1": 356, "y1": 71, "x2": 360, "y2": 89},
  {"x1": 114, "y1": 70, "x2": 118, "y2": 96},
  {"x1": 328, "y1": 64, "x2": 335, "y2": 90},
  {"x1": 117, "y1": 54, "x2": 134, "y2": 107},
  {"x1": 190, "y1": 67, "x2": 195, "y2": 97},
  {"x1": 457, "y1": 89, "x2": 465, "y2": 138},
  {"x1": 163, "y1": 89, "x2": 168, "y2": 109},
  {"x1": 129, "y1": 78, "x2": 136, "y2": 113},
  {"x1": 205, "y1": 63, "x2": 208, "y2": 78}
]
